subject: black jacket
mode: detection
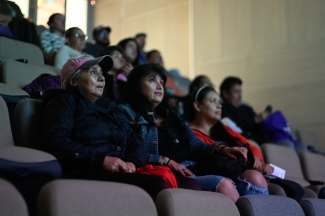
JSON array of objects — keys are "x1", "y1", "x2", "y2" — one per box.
[{"x1": 41, "y1": 87, "x2": 147, "y2": 172}]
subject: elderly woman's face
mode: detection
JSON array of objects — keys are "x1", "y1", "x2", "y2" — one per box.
[
  {"x1": 72, "y1": 64, "x2": 105, "y2": 102},
  {"x1": 141, "y1": 73, "x2": 164, "y2": 108}
]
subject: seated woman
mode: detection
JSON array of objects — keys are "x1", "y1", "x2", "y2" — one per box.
[
  {"x1": 41, "y1": 55, "x2": 169, "y2": 199},
  {"x1": 40, "y1": 13, "x2": 65, "y2": 53},
  {"x1": 96, "y1": 46, "x2": 133, "y2": 102},
  {"x1": 117, "y1": 38, "x2": 140, "y2": 67},
  {"x1": 54, "y1": 27, "x2": 87, "y2": 69},
  {"x1": 116, "y1": 64, "x2": 268, "y2": 202}
]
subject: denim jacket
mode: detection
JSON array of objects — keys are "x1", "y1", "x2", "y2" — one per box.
[{"x1": 115, "y1": 104, "x2": 225, "y2": 163}]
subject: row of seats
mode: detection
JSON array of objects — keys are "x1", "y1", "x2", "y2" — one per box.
[
  {"x1": 249, "y1": 140, "x2": 325, "y2": 196},
  {"x1": 1, "y1": 177, "x2": 324, "y2": 216},
  {"x1": 1, "y1": 82, "x2": 325, "y2": 215}
]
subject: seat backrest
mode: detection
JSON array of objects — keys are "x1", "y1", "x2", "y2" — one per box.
[
  {"x1": 0, "y1": 96, "x2": 14, "y2": 147},
  {"x1": 0, "y1": 59, "x2": 57, "y2": 88},
  {"x1": 156, "y1": 188, "x2": 239, "y2": 216},
  {"x1": 296, "y1": 129, "x2": 324, "y2": 150},
  {"x1": 14, "y1": 98, "x2": 42, "y2": 148},
  {"x1": 38, "y1": 179, "x2": 157, "y2": 216},
  {"x1": 0, "y1": 83, "x2": 30, "y2": 135},
  {"x1": 300, "y1": 198, "x2": 325, "y2": 216},
  {"x1": 0, "y1": 178, "x2": 28, "y2": 216},
  {"x1": 298, "y1": 151, "x2": 325, "y2": 182},
  {"x1": 261, "y1": 143, "x2": 310, "y2": 187},
  {"x1": 236, "y1": 195, "x2": 304, "y2": 216},
  {"x1": 0, "y1": 36, "x2": 44, "y2": 64}
]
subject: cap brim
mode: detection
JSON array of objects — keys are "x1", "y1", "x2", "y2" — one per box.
[{"x1": 79, "y1": 55, "x2": 113, "y2": 73}]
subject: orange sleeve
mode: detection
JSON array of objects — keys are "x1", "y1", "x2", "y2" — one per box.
[
  {"x1": 223, "y1": 126, "x2": 264, "y2": 163},
  {"x1": 191, "y1": 129, "x2": 216, "y2": 144}
]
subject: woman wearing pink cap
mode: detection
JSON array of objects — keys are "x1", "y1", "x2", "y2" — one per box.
[{"x1": 41, "y1": 55, "x2": 170, "y2": 199}]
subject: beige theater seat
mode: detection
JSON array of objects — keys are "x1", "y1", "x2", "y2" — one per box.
[
  {"x1": 0, "y1": 36, "x2": 44, "y2": 64},
  {"x1": 155, "y1": 188, "x2": 240, "y2": 216},
  {"x1": 38, "y1": 180, "x2": 158, "y2": 216},
  {"x1": 0, "y1": 178, "x2": 28, "y2": 216},
  {"x1": 261, "y1": 143, "x2": 318, "y2": 198},
  {"x1": 236, "y1": 195, "x2": 304, "y2": 216},
  {"x1": 298, "y1": 151, "x2": 325, "y2": 194},
  {"x1": 0, "y1": 59, "x2": 58, "y2": 88}
]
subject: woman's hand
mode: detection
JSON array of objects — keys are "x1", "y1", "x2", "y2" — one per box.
[
  {"x1": 102, "y1": 156, "x2": 127, "y2": 172},
  {"x1": 125, "y1": 162, "x2": 136, "y2": 173},
  {"x1": 121, "y1": 63, "x2": 133, "y2": 77},
  {"x1": 255, "y1": 111, "x2": 270, "y2": 124},
  {"x1": 258, "y1": 163, "x2": 274, "y2": 174},
  {"x1": 222, "y1": 146, "x2": 247, "y2": 160},
  {"x1": 167, "y1": 160, "x2": 194, "y2": 177},
  {"x1": 253, "y1": 156, "x2": 263, "y2": 169}
]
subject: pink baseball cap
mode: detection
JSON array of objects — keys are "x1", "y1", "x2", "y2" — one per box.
[{"x1": 61, "y1": 55, "x2": 113, "y2": 89}]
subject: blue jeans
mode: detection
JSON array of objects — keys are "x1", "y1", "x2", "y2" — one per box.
[
  {"x1": 191, "y1": 175, "x2": 269, "y2": 196},
  {"x1": 233, "y1": 177, "x2": 269, "y2": 196}
]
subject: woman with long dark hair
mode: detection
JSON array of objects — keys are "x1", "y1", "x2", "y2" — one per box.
[{"x1": 115, "y1": 64, "x2": 265, "y2": 202}]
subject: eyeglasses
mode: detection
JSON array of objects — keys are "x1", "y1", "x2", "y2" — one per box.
[{"x1": 72, "y1": 33, "x2": 87, "y2": 40}]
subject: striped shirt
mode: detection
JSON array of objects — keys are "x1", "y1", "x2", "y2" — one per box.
[{"x1": 40, "y1": 30, "x2": 65, "y2": 53}]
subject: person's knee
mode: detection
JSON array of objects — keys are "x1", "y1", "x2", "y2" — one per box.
[
  {"x1": 241, "y1": 170, "x2": 268, "y2": 188},
  {"x1": 218, "y1": 179, "x2": 234, "y2": 192}
]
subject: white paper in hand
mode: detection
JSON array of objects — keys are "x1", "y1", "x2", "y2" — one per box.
[{"x1": 270, "y1": 164, "x2": 286, "y2": 179}]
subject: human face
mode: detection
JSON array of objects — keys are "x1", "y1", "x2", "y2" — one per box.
[
  {"x1": 95, "y1": 29, "x2": 110, "y2": 46},
  {"x1": 124, "y1": 41, "x2": 137, "y2": 63},
  {"x1": 73, "y1": 65, "x2": 105, "y2": 102},
  {"x1": 141, "y1": 74, "x2": 164, "y2": 108},
  {"x1": 147, "y1": 52, "x2": 164, "y2": 67},
  {"x1": 135, "y1": 36, "x2": 145, "y2": 49},
  {"x1": 66, "y1": 29, "x2": 86, "y2": 52},
  {"x1": 51, "y1": 14, "x2": 65, "y2": 32},
  {"x1": 197, "y1": 91, "x2": 222, "y2": 122},
  {"x1": 111, "y1": 50, "x2": 126, "y2": 71},
  {"x1": 224, "y1": 84, "x2": 242, "y2": 107}
]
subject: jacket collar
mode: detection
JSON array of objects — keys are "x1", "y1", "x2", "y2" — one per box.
[{"x1": 118, "y1": 104, "x2": 149, "y2": 125}]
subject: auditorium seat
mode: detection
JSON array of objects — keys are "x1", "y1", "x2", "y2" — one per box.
[
  {"x1": 0, "y1": 178, "x2": 28, "y2": 216},
  {"x1": 261, "y1": 143, "x2": 318, "y2": 198},
  {"x1": 298, "y1": 151, "x2": 325, "y2": 194},
  {"x1": 0, "y1": 36, "x2": 44, "y2": 64},
  {"x1": 155, "y1": 188, "x2": 240, "y2": 216},
  {"x1": 0, "y1": 95, "x2": 62, "y2": 215},
  {"x1": 236, "y1": 195, "x2": 304, "y2": 216},
  {"x1": 300, "y1": 198, "x2": 325, "y2": 216},
  {"x1": 37, "y1": 179, "x2": 158, "y2": 216},
  {"x1": 0, "y1": 59, "x2": 58, "y2": 89}
]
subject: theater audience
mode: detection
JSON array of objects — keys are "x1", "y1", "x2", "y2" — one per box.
[
  {"x1": 40, "y1": 13, "x2": 65, "y2": 53},
  {"x1": 41, "y1": 55, "x2": 169, "y2": 199},
  {"x1": 96, "y1": 46, "x2": 133, "y2": 102},
  {"x1": 135, "y1": 33, "x2": 146, "y2": 64},
  {"x1": 118, "y1": 38, "x2": 140, "y2": 67},
  {"x1": 54, "y1": 27, "x2": 87, "y2": 69},
  {"x1": 219, "y1": 76, "x2": 306, "y2": 151},
  {"x1": 178, "y1": 75, "x2": 214, "y2": 121},
  {"x1": 115, "y1": 64, "x2": 269, "y2": 202},
  {"x1": 84, "y1": 25, "x2": 111, "y2": 56}
]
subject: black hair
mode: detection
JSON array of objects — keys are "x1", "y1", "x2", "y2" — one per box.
[
  {"x1": 189, "y1": 75, "x2": 210, "y2": 94},
  {"x1": 117, "y1": 38, "x2": 140, "y2": 67},
  {"x1": 219, "y1": 76, "x2": 242, "y2": 101},
  {"x1": 47, "y1": 13, "x2": 62, "y2": 26},
  {"x1": 188, "y1": 86, "x2": 216, "y2": 122},
  {"x1": 95, "y1": 46, "x2": 124, "y2": 58},
  {"x1": 146, "y1": 50, "x2": 160, "y2": 61},
  {"x1": 135, "y1": 33, "x2": 146, "y2": 38},
  {"x1": 65, "y1": 27, "x2": 80, "y2": 38},
  {"x1": 120, "y1": 64, "x2": 167, "y2": 125}
]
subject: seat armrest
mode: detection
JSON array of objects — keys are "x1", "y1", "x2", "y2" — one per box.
[{"x1": 308, "y1": 180, "x2": 324, "y2": 186}]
